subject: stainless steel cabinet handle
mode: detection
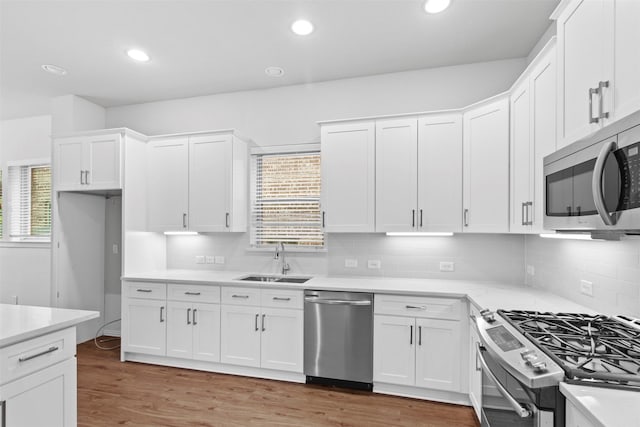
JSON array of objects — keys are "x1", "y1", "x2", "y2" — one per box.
[
  {"x1": 419, "y1": 209, "x2": 423, "y2": 228},
  {"x1": 598, "y1": 80, "x2": 609, "y2": 120},
  {"x1": 232, "y1": 294, "x2": 249, "y2": 299},
  {"x1": 185, "y1": 292, "x2": 201, "y2": 296},
  {"x1": 410, "y1": 325, "x2": 413, "y2": 345},
  {"x1": 412, "y1": 209, "x2": 416, "y2": 227},
  {"x1": 225, "y1": 212, "x2": 230, "y2": 228},
  {"x1": 80, "y1": 170, "x2": 84, "y2": 185},
  {"x1": 136, "y1": 289, "x2": 152, "y2": 293},
  {"x1": 261, "y1": 314, "x2": 266, "y2": 331},
  {"x1": 255, "y1": 313, "x2": 259, "y2": 331},
  {"x1": 18, "y1": 346, "x2": 59, "y2": 362},
  {"x1": 193, "y1": 309, "x2": 197, "y2": 325},
  {"x1": 526, "y1": 201, "x2": 533, "y2": 226},
  {"x1": 183, "y1": 213, "x2": 187, "y2": 229},
  {"x1": 406, "y1": 305, "x2": 426, "y2": 310},
  {"x1": 463, "y1": 209, "x2": 469, "y2": 227},
  {"x1": 85, "y1": 170, "x2": 90, "y2": 184},
  {"x1": 322, "y1": 211, "x2": 326, "y2": 228},
  {"x1": 160, "y1": 306, "x2": 165, "y2": 322},
  {"x1": 304, "y1": 296, "x2": 371, "y2": 306},
  {"x1": 187, "y1": 308, "x2": 191, "y2": 325},
  {"x1": 418, "y1": 326, "x2": 422, "y2": 346},
  {"x1": 1, "y1": 400, "x2": 5, "y2": 427},
  {"x1": 476, "y1": 343, "x2": 532, "y2": 418},
  {"x1": 475, "y1": 343, "x2": 481, "y2": 371},
  {"x1": 592, "y1": 139, "x2": 618, "y2": 226},
  {"x1": 521, "y1": 202, "x2": 526, "y2": 226},
  {"x1": 589, "y1": 86, "x2": 599, "y2": 124},
  {"x1": 273, "y1": 297, "x2": 291, "y2": 301}
]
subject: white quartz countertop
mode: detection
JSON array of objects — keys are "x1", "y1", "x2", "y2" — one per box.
[
  {"x1": 561, "y1": 383, "x2": 640, "y2": 427},
  {"x1": 123, "y1": 270, "x2": 595, "y2": 314},
  {"x1": 0, "y1": 304, "x2": 99, "y2": 347}
]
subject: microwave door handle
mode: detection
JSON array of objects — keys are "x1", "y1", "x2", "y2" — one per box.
[
  {"x1": 476, "y1": 343, "x2": 532, "y2": 418},
  {"x1": 592, "y1": 140, "x2": 618, "y2": 226}
]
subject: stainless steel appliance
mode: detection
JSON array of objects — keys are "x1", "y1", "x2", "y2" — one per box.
[
  {"x1": 474, "y1": 309, "x2": 640, "y2": 427},
  {"x1": 304, "y1": 290, "x2": 373, "y2": 390},
  {"x1": 544, "y1": 110, "x2": 640, "y2": 237}
]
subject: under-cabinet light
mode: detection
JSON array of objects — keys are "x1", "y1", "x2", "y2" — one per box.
[
  {"x1": 539, "y1": 233, "x2": 594, "y2": 241},
  {"x1": 386, "y1": 232, "x2": 454, "y2": 237},
  {"x1": 164, "y1": 231, "x2": 199, "y2": 236}
]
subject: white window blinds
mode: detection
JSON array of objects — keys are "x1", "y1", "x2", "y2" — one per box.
[
  {"x1": 8, "y1": 164, "x2": 51, "y2": 240},
  {"x1": 250, "y1": 151, "x2": 323, "y2": 248}
]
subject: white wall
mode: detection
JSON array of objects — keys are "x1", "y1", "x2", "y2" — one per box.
[
  {"x1": 0, "y1": 115, "x2": 53, "y2": 305},
  {"x1": 525, "y1": 236, "x2": 640, "y2": 317}
]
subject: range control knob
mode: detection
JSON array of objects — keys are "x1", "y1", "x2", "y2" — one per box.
[
  {"x1": 480, "y1": 309, "x2": 496, "y2": 323},
  {"x1": 520, "y1": 349, "x2": 537, "y2": 361},
  {"x1": 530, "y1": 360, "x2": 547, "y2": 372}
]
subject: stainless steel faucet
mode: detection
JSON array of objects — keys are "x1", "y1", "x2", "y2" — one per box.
[{"x1": 275, "y1": 242, "x2": 290, "y2": 275}]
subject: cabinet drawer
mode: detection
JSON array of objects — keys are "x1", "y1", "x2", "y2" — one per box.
[
  {"x1": 0, "y1": 327, "x2": 76, "y2": 385},
  {"x1": 375, "y1": 294, "x2": 462, "y2": 320},
  {"x1": 124, "y1": 281, "x2": 167, "y2": 300},
  {"x1": 261, "y1": 288, "x2": 303, "y2": 309},
  {"x1": 167, "y1": 283, "x2": 220, "y2": 303},
  {"x1": 221, "y1": 286, "x2": 261, "y2": 306}
]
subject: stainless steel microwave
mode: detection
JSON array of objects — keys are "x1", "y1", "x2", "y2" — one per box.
[{"x1": 544, "y1": 110, "x2": 640, "y2": 236}]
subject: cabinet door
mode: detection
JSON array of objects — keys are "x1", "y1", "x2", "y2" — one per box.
[
  {"x1": 415, "y1": 318, "x2": 461, "y2": 392},
  {"x1": 462, "y1": 97, "x2": 510, "y2": 232},
  {"x1": 510, "y1": 80, "x2": 532, "y2": 233},
  {"x1": 468, "y1": 320, "x2": 482, "y2": 421},
  {"x1": 610, "y1": 0, "x2": 640, "y2": 122},
  {"x1": 122, "y1": 298, "x2": 166, "y2": 356},
  {"x1": 373, "y1": 315, "x2": 415, "y2": 386},
  {"x1": 147, "y1": 137, "x2": 189, "y2": 231},
  {"x1": 85, "y1": 134, "x2": 121, "y2": 190},
  {"x1": 530, "y1": 45, "x2": 557, "y2": 233},
  {"x1": 321, "y1": 121, "x2": 375, "y2": 232},
  {"x1": 375, "y1": 118, "x2": 418, "y2": 232},
  {"x1": 54, "y1": 137, "x2": 84, "y2": 191},
  {"x1": 189, "y1": 134, "x2": 232, "y2": 232},
  {"x1": 0, "y1": 357, "x2": 76, "y2": 427},
  {"x1": 556, "y1": 0, "x2": 608, "y2": 147},
  {"x1": 166, "y1": 301, "x2": 193, "y2": 359},
  {"x1": 260, "y1": 308, "x2": 303, "y2": 373},
  {"x1": 192, "y1": 303, "x2": 221, "y2": 362},
  {"x1": 417, "y1": 113, "x2": 463, "y2": 232},
  {"x1": 220, "y1": 305, "x2": 261, "y2": 368}
]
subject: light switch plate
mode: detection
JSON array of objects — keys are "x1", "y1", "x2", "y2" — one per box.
[
  {"x1": 580, "y1": 280, "x2": 593, "y2": 296},
  {"x1": 214, "y1": 256, "x2": 225, "y2": 264},
  {"x1": 345, "y1": 259, "x2": 358, "y2": 268},
  {"x1": 439, "y1": 261, "x2": 455, "y2": 272},
  {"x1": 205, "y1": 256, "x2": 215, "y2": 264},
  {"x1": 367, "y1": 260, "x2": 381, "y2": 269},
  {"x1": 195, "y1": 255, "x2": 205, "y2": 264}
]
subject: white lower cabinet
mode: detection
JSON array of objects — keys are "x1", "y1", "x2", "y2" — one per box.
[
  {"x1": 468, "y1": 309, "x2": 482, "y2": 421},
  {"x1": 220, "y1": 304, "x2": 262, "y2": 368},
  {"x1": 260, "y1": 308, "x2": 304, "y2": 372},
  {"x1": 167, "y1": 301, "x2": 221, "y2": 362},
  {"x1": 122, "y1": 298, "x2": 167, "y2": 356},
  {"x1": 373, "y1": 295, "x2": 463, "y2": 394}
]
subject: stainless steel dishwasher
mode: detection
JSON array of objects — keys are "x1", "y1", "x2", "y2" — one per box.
[{"x1": 304, "y1": 290, "x2": 373, "y2": 390}]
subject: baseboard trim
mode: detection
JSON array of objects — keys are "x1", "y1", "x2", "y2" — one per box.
[{"x1": 374, "y1": 382, "x2": 471, "y2": 406}]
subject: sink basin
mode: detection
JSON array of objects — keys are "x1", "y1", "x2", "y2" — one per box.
[{"x1": 236, "y1": 274, "x2": 311, "y2": 284}]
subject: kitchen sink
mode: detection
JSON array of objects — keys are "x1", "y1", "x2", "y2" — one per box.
[{"x1": 236, "y1": 274, "x2": 311, "y2": 284}]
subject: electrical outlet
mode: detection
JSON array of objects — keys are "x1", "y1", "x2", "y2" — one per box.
[
  {"x1": 439, "y1": 261, "x2": 455, "y2": 272},
  {"x1": 214, "y1": 256, "x2": 225, "y2": 264},
  {"x1": 112, "y1": 244, "x2": 119, "y2": 254},
  {"x1": 195, "y1": 255, "x2": 205, "y2": 264},
  {"x1": 345, "y1": 259, "x2": 358, "y2": 268},
  {"x1": 526, "y1": 265, "x2": 535, "y2": 276},
  {"x1": 205, "y1": 255, "x2": 215, "y2": 264},
  {"x1": 367, "y1": 260, "x2": 381, "y2": 269},
  {"x1": 580, "y1": 280, "x2": 594, "y2": 297}
]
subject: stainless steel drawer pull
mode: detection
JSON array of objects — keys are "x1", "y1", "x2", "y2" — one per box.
[
  {"x1": 406, "y1": 305, "x2": 426, "y2": 310},
  {"x1": 193, "y1": 309, "x2": 197, "y2": 326},
  {"x1": 187, "y1": 308, "x2": 191, "y2": 325},
  {"x1": 273, "y1": 297, "x2": 291, "y2": 301},
  {"x1": 410, "y1": 325, "x2": 413, "y2": 345},
  {"x1": 160, "y1": 306, "x2": 165, "y2": 322},
  {"x1": 185, "y1": 292, "x2": 201, "y2": 296},
  {"x1": 262, "y1": 314, "x2": 266, "y2": 331},
  {"x1": 418, "y1": 326, "x2": 422, "y2": 346},
  {"x1": 255, "y1": 313, "x2": 259, "y2": 331},
  {"x1": 18, "y1": 346, "x2": 59, "y2": 362},
  {"x1": 136, "y1": 289, "x2": 152, "y2": 293},
  {"x1": 232, "y1": 295, "x2": 249, "y2": 299}
]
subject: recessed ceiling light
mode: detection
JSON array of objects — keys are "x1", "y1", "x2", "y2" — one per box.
[
  {"x1": 265, "y1": 66, "x2": 285, "y2": 77},
  {"x1": 126, "y1": 48, "x2": 150, "y2": 62},
  {"x1": 41, "y1": 64, "x2": 67, "y2": 76},
  {"x1": 424, "y1": 0, "x2": 451, "y2": 14},
  {"x1": 291, "y1": 19, "x2": 314, "y2": 36}
]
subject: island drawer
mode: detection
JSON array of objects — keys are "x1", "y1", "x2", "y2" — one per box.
[
  {"x1": 374, "y1": 294, "x2": 462, "y2": 320},
  {"x1": 124, "y1": 281, "x2": 167, "y2": 300},
  {"x1": 167, "y1": 284, "x2": 220, "y2": 303},
  {"x1": 0, "y1": 327, "x2": 75, "y2": 385}
]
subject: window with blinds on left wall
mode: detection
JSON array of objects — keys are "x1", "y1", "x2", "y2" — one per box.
[{"x1": 7, "y1": 162, "x2": 51, "y2": 241}]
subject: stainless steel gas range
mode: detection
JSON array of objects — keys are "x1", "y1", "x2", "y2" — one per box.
[{"x1": 474, "y1": 309, "x2": 640, "y2": 427}]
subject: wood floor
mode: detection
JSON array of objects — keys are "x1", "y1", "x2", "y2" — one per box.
[{"x1": 77, "y1": 339, "x2": 480, "y2": 427}]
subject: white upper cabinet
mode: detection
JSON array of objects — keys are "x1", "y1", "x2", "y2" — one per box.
[
  {"x1": 375, "y1": 114, "x2": 462, "y2": 232},
  {"x1": 555, "y1": 0, "x2": 640, "y2": 148},
  {"x1": 54, "y1": 132, "x2": 122, "y2": 191},
  {"x1": 510, "y1": 40, "x2": 557, "y2": 233},
  {"x1": 463, "y1": 96, "x2": 510, "y2": 233},
  {"x1": 320, "y1": 121, "x2": 375, "y2": 232},
  {"x1": 147, "y1": 132, "x2": 248, "y2": 232}
]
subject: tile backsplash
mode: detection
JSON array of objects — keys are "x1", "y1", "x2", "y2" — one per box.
[{"x1": 525, "y1": 235, "x2": 640, "y2": 317}]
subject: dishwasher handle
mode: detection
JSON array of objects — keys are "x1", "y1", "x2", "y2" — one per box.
[{"x1": 304, "y1": 296, "x2": 372, "y2": 306}]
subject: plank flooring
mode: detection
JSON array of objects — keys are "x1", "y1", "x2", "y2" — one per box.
[{"x1": 77, "y1": 339, "x2": 480, "y2": 427}]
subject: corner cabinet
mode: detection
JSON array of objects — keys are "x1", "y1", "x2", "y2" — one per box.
[
  {"x1": 54, "y1": 130, "x2": 132, "y2": 191},
  {"x1": 375, "y1": 114, "x2": 462, "y2": 232},
  {"x1": 320, "y1": 120, "x2": 376, "y2": 232},
  {"x1": 554, "y1": 0, "x2": 640, "y2": 148},
  {"x1": 462, "y1": 96, "x2": 510, "y2": 233},
  {"x1": 146, "y1": 131, "x2": 248, "y2": 232}
]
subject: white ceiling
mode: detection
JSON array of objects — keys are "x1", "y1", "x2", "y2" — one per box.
[{"x1": 0, "y1": 0, "x2": 559, "y2": 120}]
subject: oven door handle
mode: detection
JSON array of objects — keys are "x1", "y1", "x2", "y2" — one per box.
[
  {"x1": 476, "y1": 343, "x2": 532, "y2": 418},
  {"x1": 592, "y1": 139, "x2": 618, "y2": 226}
]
